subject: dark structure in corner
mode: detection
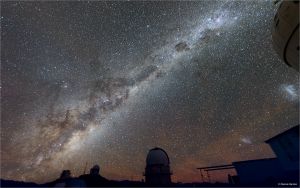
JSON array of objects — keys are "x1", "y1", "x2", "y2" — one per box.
[
  {"x1": 198, "y1": 125, "x2": 299, "y2": 186},
  {"x1": 272, "y1": 0, "x2": 299, "y2": 71}
]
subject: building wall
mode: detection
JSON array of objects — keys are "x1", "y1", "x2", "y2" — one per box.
[
  {"x1": 268, "y1": 130, "x2": 299, "y2": 171},
  {"x1": 145, "y1": 164, "x2": 171, "y2": 186},
  {"x1": 233, "y1": 159, "x2": 284, "y2": 185}
]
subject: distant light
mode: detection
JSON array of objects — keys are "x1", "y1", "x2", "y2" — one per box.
[
  {"x1": 285, "y1": 85, "x2": 297, "y2": 97},
  {"x1": 241, "y1": 137, "x2": 252, "y2": 144},
  {"x1": 281, "y1": 84, "x2": 298, "y2": 102}
]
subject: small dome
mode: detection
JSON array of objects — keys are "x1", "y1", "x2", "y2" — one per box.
[{"x1": 146, "y1": 147, "x2": 170, "y2": 166}]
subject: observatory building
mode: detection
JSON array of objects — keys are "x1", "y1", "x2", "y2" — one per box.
[
  {"x1": 272, "y1": 0, "x2": 299, "y2": 71},
  {"x1": 144, "y1": 147, "x2": 172, "y2": 186}
]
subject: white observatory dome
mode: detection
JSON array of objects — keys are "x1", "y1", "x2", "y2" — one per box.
[
  {"x1": 146, "y1": 147, "x2": 170, "y2": 166},
  {"x1": 272, "y1": 0, "x2": 299, "y2": 71}
]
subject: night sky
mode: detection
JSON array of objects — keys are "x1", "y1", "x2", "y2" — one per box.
[{"x1": 1, "y1": 0, "x2": 299, "y2": 184}]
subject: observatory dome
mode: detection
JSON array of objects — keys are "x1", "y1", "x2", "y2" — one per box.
[
  {"x1": 272, "y1": 0, "x2": 299, "y2": 71},
  {"x1": 146, "y1": 147, "x2": 170, "y2": 166}
]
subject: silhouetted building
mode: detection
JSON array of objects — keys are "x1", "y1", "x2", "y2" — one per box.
[
  {"x1": 232, "y1": 158, "x2": 284, "y2": 185},
  {"x1": 79, "y1": 165, "x2": 110, "y2": 187},
  {"x1": 52, "y1": 170, "x2": 85, "y2": 187},
  {"x1": 233, "y1": 125, "x2": 299, "y2": 185},
  {"x1": 53, "y1": 170, "x2": 72, "y2": 187},
  {"x1": 197, "y1": 125, "x2": 299, "y2": 186},
  {"x1": 265, "y1": 125, "x2": 299, "y2": 182},
  {"x1": 265, "y1": 125, "x2": 299, "y2": 171},
  {"x1": 228, "y1": 174, "x2": 239, "y2": 185},
  {"x1": 144, "y1": 147, "x2": 172, "y2": 186}
]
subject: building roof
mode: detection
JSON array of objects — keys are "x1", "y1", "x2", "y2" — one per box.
[
  {"x1": 146, "y1": 147, "x2": 170, "y2": 166},
  {"x1": 265, "y1": 125, "x2": 299, "y2": 143},
  {"x1": 232, "y1": 158, "x2": 277, "y2": 165}
]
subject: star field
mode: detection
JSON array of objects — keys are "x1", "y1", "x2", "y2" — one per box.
[{"x1": 1, "y1": 0, "x2": 299, "y2": 183}]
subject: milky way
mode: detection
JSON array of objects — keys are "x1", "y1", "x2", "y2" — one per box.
[{"x1": 1, "y1": 0, "x2": 299, "y2": 183}]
